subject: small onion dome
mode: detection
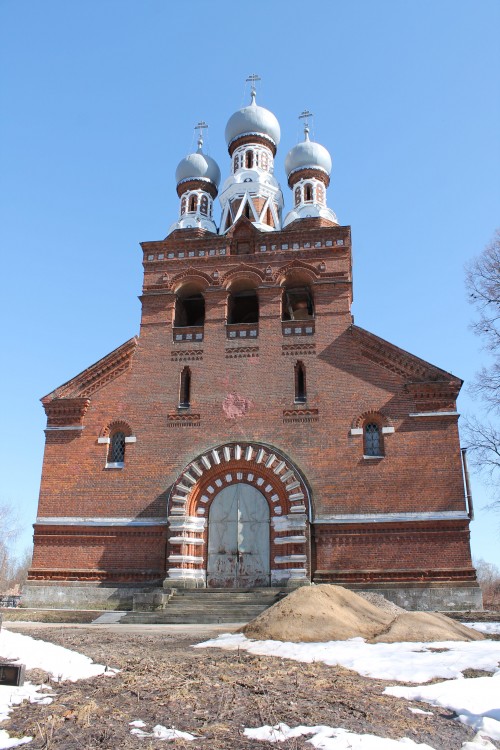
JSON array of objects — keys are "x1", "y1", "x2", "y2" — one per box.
[
  {"x1": 175, "y1": 144, "x2": 221, "y2": 188},
  {"x1": 285, "y1": 129, "x2": 332, "y2": 178},
  {"x1": 225, "y1": 91, "x2": 281, "y2": 148}
]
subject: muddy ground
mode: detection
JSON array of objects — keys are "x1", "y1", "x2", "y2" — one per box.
[{"x1": 3, "y1": 623, "x2": 498, "y2": 749}]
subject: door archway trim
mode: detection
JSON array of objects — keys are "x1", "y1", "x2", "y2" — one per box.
[{"x1": 166, "y1": 442, "x2": 311, "y2": 587}]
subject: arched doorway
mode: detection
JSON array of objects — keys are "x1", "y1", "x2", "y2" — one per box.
[{"x1": 207, "y1": 483, "x2": 270, "y2": 588}]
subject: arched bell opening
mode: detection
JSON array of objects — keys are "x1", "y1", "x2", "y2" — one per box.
[{"x1": 166, "y1": 442, "x2": 312, "y2": 589}]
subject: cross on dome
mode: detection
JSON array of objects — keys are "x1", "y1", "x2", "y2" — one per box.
[
  {"x1": 246, "y1": 73, "x2": 261, "y2": 103},
  {"x1": 195, "y1": 120, "x2": 208, "y2": 150},
  {"x1": 299, "y1": 109, "x2": 313, "y2": 140}
]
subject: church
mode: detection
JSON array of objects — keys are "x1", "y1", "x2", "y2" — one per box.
[{"x1": 24, "y1": 82, "x2": 481, "y2": 611}]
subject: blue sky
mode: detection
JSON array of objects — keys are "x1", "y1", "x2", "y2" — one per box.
[{"x1": 1, "y1": 0, "x2": 499, "y2": 565}]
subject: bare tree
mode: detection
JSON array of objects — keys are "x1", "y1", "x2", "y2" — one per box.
[
  {"x1": 0, "y1": 502, "x2": 21, "y2": 594},
  {"x1": 464, "y1": 230, "x2": 500, "y2": 503},
  {"x1": 474, "y1": 558, "x2": 500, "y2": 609}
]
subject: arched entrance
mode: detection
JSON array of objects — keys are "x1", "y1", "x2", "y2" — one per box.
[
  {"x1": 207, "y1": 483, "x2": 270, "y2": 588},
  {"x1": 166, "y1": 442, "x2": 311, "y2": 589}
]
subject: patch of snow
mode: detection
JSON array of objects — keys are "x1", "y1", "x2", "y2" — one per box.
[
  {"x1": 0, "y1": 629, "x2": 117, "y2": 682},
  {"x1": 408, "y1": 708, "x2": 433, "y2": 715},
  {"x1": 195, "y1": 633, "x2": 500, "y2": 683},
  {"x1": 385, "y1": 673, "x2": 500, "y2": 741},
  {"x1": 243, "y1": 723, "x2": 437, "y2": 747},
  {"x1": 0, "y1": 729, "x2": 32, "y2": 749},
  {"x1": 464, "y1": 623, "x2": 500, "y2": 635},
  {"x1": 129, "y1": 720, "x2": 147, "y2": 728},
  {"x1": 130, "y1": 723, "x2": 197, "y2": 741}
]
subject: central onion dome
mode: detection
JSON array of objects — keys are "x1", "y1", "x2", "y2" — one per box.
[
  {"x1": 285, "y1": 128, "x2": 332, "y2": 178},
  {"x1": 225, "y1": 90, "x2": 281, "y2": 148},
  {"x1": 175, "y1": 144, "x2": 221, "y2": 188}
]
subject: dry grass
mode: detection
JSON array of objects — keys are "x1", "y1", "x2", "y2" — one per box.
[{"x1": 2, "y1": 624, "x2": 490, "y2": 749}]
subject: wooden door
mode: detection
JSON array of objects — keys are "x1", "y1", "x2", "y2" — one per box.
[{"x1": 207, "y1": 483, "x2": 270, "y2": 588}]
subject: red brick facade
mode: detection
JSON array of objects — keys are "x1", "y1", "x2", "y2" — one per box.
[{"x1": 28, "y1": 214, "x2": 479, "y2": 607}]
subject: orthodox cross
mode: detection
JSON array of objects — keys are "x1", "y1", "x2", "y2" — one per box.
[
  {"x1": 195, "y1": 120, "x2": 208, "y2": 149},
  {"x1": 299, "y1": 109, "x2": 313, "y2": 137},
  {"x1": 246, "y1": 73, "x2": 261, "y2": 101}
]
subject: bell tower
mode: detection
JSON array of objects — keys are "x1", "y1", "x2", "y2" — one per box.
[{"x1": 219, "y1": 75, "x2": 284, "y2": 234}]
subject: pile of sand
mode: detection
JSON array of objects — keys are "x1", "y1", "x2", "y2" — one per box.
[{"x1": 240, "y1": 585, "x2": 484, "y2": 643}]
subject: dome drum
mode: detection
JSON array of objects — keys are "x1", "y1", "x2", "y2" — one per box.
[
  {"x1": 287, "y1": 167, "x2": 330, "y2": 190},
  {"x1": 228, "y1": 133, "x2": 278, "y2": 157},
  {"x1": 176, "y1": 177, "x2": 218, "y2": 199}
]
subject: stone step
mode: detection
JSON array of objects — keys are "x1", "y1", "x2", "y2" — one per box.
[{"x1": 123, "y1": 587, "x2": 288, "y2": 624}]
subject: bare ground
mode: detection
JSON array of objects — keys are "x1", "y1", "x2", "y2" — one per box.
[{"x1": 3, "y1": 623, "x2": 497, "y2": 750}]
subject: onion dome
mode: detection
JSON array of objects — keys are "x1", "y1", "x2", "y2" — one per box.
[
  {"x1": 175, "y1": 138, "x2": 221, "y2": 188},
  {"x1": 225, "y1": 90, "x2": 281, "y2": 148},
  {"x1": 285, "y1": 127, "x2": 332, "y2": 178}
]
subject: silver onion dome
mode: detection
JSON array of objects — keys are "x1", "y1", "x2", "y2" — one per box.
[
  {"x1": 285, "y1": 128, "x2": 332, "y2": 178},
  {"x1": 175, "y1": 139, "x2": 221, "y2": 188},
  {"x1": 225, "y1": 90, "x2": 281, "y2": 148}
]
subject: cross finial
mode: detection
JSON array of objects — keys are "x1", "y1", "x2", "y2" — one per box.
[
  {"x1": 195, "y1": 120, "x2": 208, "y2": 150},
  {"x1": 246, "y1": 73, "x2": 261, "y2": 103},
  {"x1": 299, "y1": 109, "x2": 313, "y2": 139}
]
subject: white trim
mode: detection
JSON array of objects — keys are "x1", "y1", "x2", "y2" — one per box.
[
  {"x1": 381, "y1": 426, "x2": 395, "y2": 434},
  {"x1": 168, "y1": 554, "x2": 203, "y2": 564},
  {"x1": 313, "y1": 511, "x2": 470, "y2": 524},
  {"x1": 350, "y1": 427, "x2": 363, "y2": 435},
  {"x1": 36, "y1": 516, "x2": 168, "y2": 526},
  {"x1": 45, "y1": 425, "x2": 84, "y2": 431},
  {"x1": 275, "y1": 535, "x2": 307, "y2": 545},
  {"x1": 124, "y1": 436, "x2": 137, "y2": 443},
  {"x1": 97, "y1": 436, "x2": 111, "y2": 444},
  {"x1": 105, "y1": 462, "x2": 124, "y2": 469},
  {"x1": 363, "y1": 455, "x2": 383, "y2": 460},
  {"x1": 409, "y1": 411, "x2": 459, "y2": 418}
]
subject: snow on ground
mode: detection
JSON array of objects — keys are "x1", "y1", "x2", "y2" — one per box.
[
  {"x1": 196, "y1": 633, "x2": 500, "y2": 683},
  {"x1": 129, "y1": 720, "x2": 197, "y2": 741},
  {"x1": 464, "y1": 623, "x2": 500, "y2": 635},
  {"x1": 243, "y1": 723, "x2": 437, "y2": 747},
  {"x1": 385, "y1": 673, "x2": 500, "y2": 741},
  {"x1": 0, "y1": 628, "x2": 117, "y2": 682},
  {"x1": 243, "y1": 723, "x2": 497, "y2": 748},
  {"x1": 0, "y1": 629, "x2": 117, "y2": 748},
  {"x1": 198, "y1": 633, "x2": 500, "y2": 746}
]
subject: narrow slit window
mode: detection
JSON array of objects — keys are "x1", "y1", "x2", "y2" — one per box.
[
  {"x1": 188, "y1": 195, "x2": 197, "y2": 212},
  {"x1": 364, "y1": 423, "x2": 382, "y2": 456},
  {"x1": 304, "y1": 183, "x2": 313, "y2": 202},
  {"x1": 295, "y1": 362, "x2": 306, "y2": 403},
  {"x1": 245, "y1": 150, "x2": 254, "y2": 168},
  {"x1": 179, "y1": 367, "x2": 191, "y2": 408},
  {"x1": 108, "y1": 432, "x2": 126, "y2": 464}
]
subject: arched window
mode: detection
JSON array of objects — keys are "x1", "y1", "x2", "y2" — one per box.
[
  {"x1": 295, "y1": 361, "x2": 306, "y2": 403},
  {"x1": 304, "y1": 183, "x2": 313, "y2": 202},
  {"x1": 200, "y1": 195, "x2": 208, "y2": 215},
  {"x1": 245, "y1": 150, "x2": 254, "y2": 168},
  {"x1": 188, "y1": 195, "x2": 198, "y2": 212},
  {"x1": 295, "y1": 186, "x2": 301, "y2": 206},
  {"x1": 228, "y1": 286, "x2": 259, "y2": 324},
  {"x1": 316, "y1": 184, "x2": 325, "y2": 204},
  {"x1": 233, "y1": 155, "x2": 239, "y2": 172},
  {"x1": 180, "y1": 196, "x2": 187, "y2": 215},
  {"x1": 174, "y1": 286, "x2": 205, "y2": 327},
  {"x1": 179, "y1": 367, "x2": 191, "y2": 408},
  {"x1": 282, "y1": 285, "x2": 314, "y2": 321},
  {"x1": 244, "y1": 202, "x2": 252, "y2": 220},
  {"x1": 364, "y1": 423, "x2": 383, "y2": 457},
  {"x1": 108, "y1": 431, "x2": 126, "y2": 466}
]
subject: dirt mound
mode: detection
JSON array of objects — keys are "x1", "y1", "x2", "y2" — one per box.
[{"x1": 240, "y1": 585, "x2": 484, "y2": 643}]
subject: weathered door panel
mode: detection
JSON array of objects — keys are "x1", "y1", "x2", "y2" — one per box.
[{"x1": 207, "y1": 484, "x2": 270, "y2": 588}]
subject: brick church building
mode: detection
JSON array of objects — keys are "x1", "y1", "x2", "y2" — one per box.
[{"x1": 25, "y1": 84, "x2": 481, "y2": 611}]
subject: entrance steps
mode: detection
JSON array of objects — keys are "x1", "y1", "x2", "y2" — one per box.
[{"x1": 121, "y1": 587, "x2": 287, "y2": 624}]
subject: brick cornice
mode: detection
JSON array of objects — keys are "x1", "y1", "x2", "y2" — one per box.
[
  {"x1": 352, "y1": 325, "x2": 462, "y2": 395},
  {"x1": 42, "y1": 337, "x2": 137, "y2": 403}
]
